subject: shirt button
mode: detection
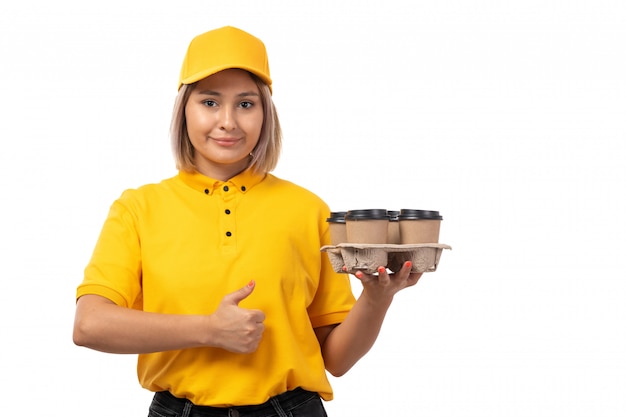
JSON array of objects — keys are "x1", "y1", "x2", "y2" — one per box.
[
  {"x1": 226, "y1": 231, "x2": 232, "y2": 237},
  {"x1": 204, "y1": 189, "x2": 209, "y2": 194},
  {"x1": 223, "y1": 185, "x2": 229, "y2": 192},
  {"x1": 225, "y1": 209, "x2": 231, "y2": 214},
  {"x1": 241, "y1": 186, "x2": 246, "y2": 191}
]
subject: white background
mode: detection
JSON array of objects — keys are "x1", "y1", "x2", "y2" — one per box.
[{"x1": 1, "y1": 1, "x2": 625, "y2": 415}]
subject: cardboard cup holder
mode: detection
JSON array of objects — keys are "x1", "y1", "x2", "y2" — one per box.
[{"x1": 321, "y1": 243, "x2": 452, "y2": 275}]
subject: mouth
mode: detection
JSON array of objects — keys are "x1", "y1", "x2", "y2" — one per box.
[{"x1": 211, "y1": 137, "x2": 241, "y2": 147}]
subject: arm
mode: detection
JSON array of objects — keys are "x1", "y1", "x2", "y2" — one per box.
[
  {"x1": 73, "y1": 281, "x2": 265, "y2": 354},
  {"x1": 315, "y1": 261, "x2": 422, "y2": 377}
]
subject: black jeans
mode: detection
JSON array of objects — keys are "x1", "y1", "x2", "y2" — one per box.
[{"x1": 148, "y1": 387, "x2": 328, "y2": 417}]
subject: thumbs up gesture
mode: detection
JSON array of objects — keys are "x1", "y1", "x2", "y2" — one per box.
[{"x1": 209, "y1": 280, "x2": 266, "y2": 353}]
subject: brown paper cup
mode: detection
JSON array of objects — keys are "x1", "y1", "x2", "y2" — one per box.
[
  {"x1": 399, "y1": 219, "x2": 441, "y2": 244},
  {"x1": 328, "y1": 222, "x2": 348, "y2": 245},
  {"x1": 346, "y1": 219, "x2": 389, "y2": 243},
  {"x1": 326, "y1": 211, "x2": 348, "y2": 245},
  {"x1": 387, "y1": 210, "x2": 400, "y2": 244},
  {"x1": 345, "y1": 209, "x2": 389, "y2": 244},
  {"x1": 398, "y1": 209, "x2": 443, "y2": 244}
]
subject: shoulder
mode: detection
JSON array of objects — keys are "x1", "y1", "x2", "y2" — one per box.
[
  {"x1": 262, "y1": 174, "x2": 329, "y2": 209},
  {"x1": 115, "y1": 175, "x2": 180, "y2": 209}
]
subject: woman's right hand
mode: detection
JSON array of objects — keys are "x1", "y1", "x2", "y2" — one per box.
[
  {"x1": 73, "y1": 281, "x2": 265, "y2": 354},
  {"x1": 207, "y1": 280, "x2": 265, "y2": 353}
]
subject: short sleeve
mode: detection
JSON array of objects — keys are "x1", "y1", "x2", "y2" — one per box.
[{"x1": 76, "y1": 192, "x2": 143, "y2": 308}]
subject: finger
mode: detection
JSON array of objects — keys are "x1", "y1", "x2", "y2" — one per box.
[
  {"x1": 390, "y1": 261, "x2": 414, "y2": 283},
  {"x1": 377, "y1": 266, "x2": 390, "y2": 285},
  {"x1": 225, "y1": 280, "x2": 255, "y2": 306},
  {"x1": 250, "y1": 309, "x2": 266, "y2": 323},
  {"x1": 354, "y1": 270, "x2": 374, "y2": 282}
]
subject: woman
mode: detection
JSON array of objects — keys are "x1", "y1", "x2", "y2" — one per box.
[{"x1": 73, "y1": 26, "x2": 421, "y2": 416}]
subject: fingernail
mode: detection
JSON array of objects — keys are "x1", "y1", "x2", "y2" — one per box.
[
  {"x1": 405, "y1": 261, "x2": 412, "y2": 268},
  {"x1": 248, "y1": 280, "x2": 255, "y2": 287},
  {"x1": 378, "y1": 266, "x2": 386, "y2": 274},
  {"x1": 355, "y1": 271, "x2": 363, "y2": 279}
]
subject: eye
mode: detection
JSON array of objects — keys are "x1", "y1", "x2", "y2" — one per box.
[
  {"x1": 202, "y1": 100, "x2": 217, "y2": 107},
  {"x1": 239, "y1": 101, "x2": 254, "y2": 109}
]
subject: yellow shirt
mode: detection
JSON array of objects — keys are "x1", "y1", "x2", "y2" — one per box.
[{"x1": 76, "y1": 170, "x2": 356, "y2": 406}]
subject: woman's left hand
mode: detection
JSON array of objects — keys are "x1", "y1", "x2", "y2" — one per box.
[
  {"x1": 347, "y1": 261, "x2": 422, "y2": 304},
  {"x1": 323, "y1": 261, "x2": 423, "y2": 376}
]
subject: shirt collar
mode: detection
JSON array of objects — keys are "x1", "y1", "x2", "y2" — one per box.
[{"x1": 178, "y1": 169, "x2": 266, "y2": 195}]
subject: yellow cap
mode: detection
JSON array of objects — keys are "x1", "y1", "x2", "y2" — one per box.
[{"x1": 178, "y1": 26, "x2": 272, "y2": 92}]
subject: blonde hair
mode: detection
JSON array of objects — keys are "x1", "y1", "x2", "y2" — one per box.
[{"x1": 170, "y1": 73, "x2": 282, "y2": 175}]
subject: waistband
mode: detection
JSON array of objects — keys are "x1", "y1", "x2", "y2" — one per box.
[{"x1": 153, "y1": 387, "x2": 317, "y2": 417}]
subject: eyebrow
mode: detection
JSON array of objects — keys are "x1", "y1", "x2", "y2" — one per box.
[{"x1": 196, "y1": 90, "x2": 260, "y2": 98}]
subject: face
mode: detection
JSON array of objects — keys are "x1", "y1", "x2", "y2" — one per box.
[{"x1": 185, "y1": 69, "x2": 264, "y2": 180}]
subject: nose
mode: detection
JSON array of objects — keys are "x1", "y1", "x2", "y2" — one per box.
[{"x1": 219, "y1": 106, "x2": 237, "y2": 131}]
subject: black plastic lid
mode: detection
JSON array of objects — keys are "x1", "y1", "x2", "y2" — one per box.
[
  {"x1": 326, "y1": 211, "x2": 347, "y2": 223},
  {"x1": 398, "y1": 209, "x2": 443, "y2": 220},
  {"x1": 345, "y1": 209, "x2": 389, "y2": 220}
]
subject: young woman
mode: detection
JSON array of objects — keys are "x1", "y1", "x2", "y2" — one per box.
[{"x1": 73, "y1": 26, "x2": 421, "y2": 417}]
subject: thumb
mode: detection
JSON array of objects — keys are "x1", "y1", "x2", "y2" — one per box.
[{"x1": 226, "y1": 280, "x2": 256, "y2": 306}]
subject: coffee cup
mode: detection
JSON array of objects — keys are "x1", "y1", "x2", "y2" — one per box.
[
  {"x1": 398, "y1": 209, "x2": 443, "y2": 244},
  {"x1": 326, "y1": 211, "x2": 348, "y2": 245},
  {"x1": 345, "y1": 209, "x2": 389, "y2": 244},
  {"x1": 387, "y1": 210, "x2": 400, "y2": 244}
]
